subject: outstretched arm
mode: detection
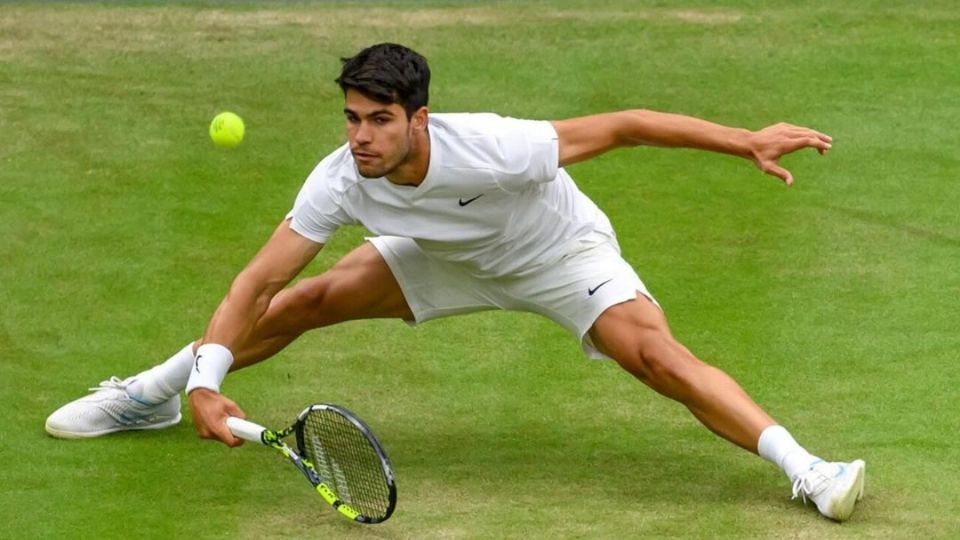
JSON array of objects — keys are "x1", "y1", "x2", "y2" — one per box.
[
  {"x1": 200, "y1": 221, "x2": 323, "y2": 354},
  {"x1": 551, "y1": 110, "x2": 832, "y2": 186},
  {"x1": 188, "y1": 220, "x2": 324, "y2": 446}
]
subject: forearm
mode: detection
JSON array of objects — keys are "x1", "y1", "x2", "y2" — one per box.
[
  {"x1": 616, "y1": 109, "x2": 753, "y2": 158},
  {"x1": 553, "y1": 109, "x2": 761, "y2": 167},
  {"x1": 201, "y1": 275, "x2": 278, "y2": 352},
  {"x1": 196, "y1": 221, "x2": 322, "y2": 355},
  {"x1": 185, "y1": 272, "x2": 284, "y2": 394}
]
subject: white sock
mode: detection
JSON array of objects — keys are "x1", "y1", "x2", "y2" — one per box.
[
  {"x1": 757, "y1": 425, "x2": 822, "y2": 482},
  {"x1": 126, "y1": 342, "x2": 195, "y2": 404}
]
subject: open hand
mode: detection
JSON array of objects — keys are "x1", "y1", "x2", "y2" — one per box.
[
  {"x1": 748, "y1": 122, "x2": 832, "y2": 186},
  {"x1": 188, "y1": 388, "x2": 246, "y2": 447}
]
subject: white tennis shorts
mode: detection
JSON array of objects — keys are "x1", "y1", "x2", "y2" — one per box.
[{"x1": 368, "y1": 233, "x2": 658, "y2": 359}]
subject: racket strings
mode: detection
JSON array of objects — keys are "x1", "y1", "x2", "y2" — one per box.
[{"x1": 302, "y1": 410, "x2": 392, "y2": 518}]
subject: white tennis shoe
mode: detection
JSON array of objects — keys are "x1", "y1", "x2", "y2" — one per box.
[
  {"x1": 792, "y1": 459, "x2": 866, "y2": 521},
  {"x1": 45, "y1": 376, "x2": 181, "y2": 439}
]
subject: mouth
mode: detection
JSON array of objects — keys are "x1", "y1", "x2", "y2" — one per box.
[{"x1": 352, "y1": 150, "x2": 379, "y2": 162}]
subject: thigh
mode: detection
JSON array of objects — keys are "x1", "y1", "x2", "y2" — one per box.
[
  {"x1": 268, "y1": 241, "x2": 414, "y2": 329},
  {"x1": 500, "y1": 240, "x2": 659, "y2": 358},
  {"x1": 587, "y1": 292, "x2": 675, "y2": 363}
]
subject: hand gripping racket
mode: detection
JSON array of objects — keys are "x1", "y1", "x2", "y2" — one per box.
[{"x1": 227, "y1": 404, "x2": 397, "y2": 524}]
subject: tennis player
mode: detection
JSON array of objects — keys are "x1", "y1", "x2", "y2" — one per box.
[{"x1": 47, "y1": 43, "x2": 865, "y2": 521}]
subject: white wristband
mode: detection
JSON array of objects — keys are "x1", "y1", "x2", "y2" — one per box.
[{"x1": 185, "y1": 343, "x2": 234, "y2": 394}]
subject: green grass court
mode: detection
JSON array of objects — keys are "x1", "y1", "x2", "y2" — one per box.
[{"x1": 2, "y1": 1, "x2": 959, "y2": 538}]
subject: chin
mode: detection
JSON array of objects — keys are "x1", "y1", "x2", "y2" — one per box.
[{"x1": 357, "y1": 167, "x2": 386, "y2": 179}]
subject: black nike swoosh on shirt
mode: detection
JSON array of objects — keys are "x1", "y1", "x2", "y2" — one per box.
[
  {"x1": 458, "y1": 194, "x2": 483, "y2": 206},
  {"x1": 588, "y1": 279, "x2": 613, "y2": 296},
  {"x1": 194, "y1": 355, "x2": 202, "y2": 374}
]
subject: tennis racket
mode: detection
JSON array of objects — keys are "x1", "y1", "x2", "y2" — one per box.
[{"x1": 226, "y1": 403, "x2": 396, "y2": 524}]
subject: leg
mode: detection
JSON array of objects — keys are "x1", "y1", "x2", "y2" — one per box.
[
  {"x1": 497, "y1": 237, "x2": 863, "y2": 520},
  {"x1": 588, "y1": 293, "x2": 774, "y2": 452},
  {"x1": 589, "y1": 293, "x2": 866, "y2": 520},
  {"x1": 45, "y1": 242, "x2": 412, "y2": 438},
  {"x1": 229, "y1": 241, "x2": 413, "y2": 369}
]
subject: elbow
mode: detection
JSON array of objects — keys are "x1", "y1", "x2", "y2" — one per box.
[
  {"x1": 615, "y1": 109, "x2": 655, "y2": 147},
  {"x1": 624, "y1": 109, "x2": 655, "y2": 121}
]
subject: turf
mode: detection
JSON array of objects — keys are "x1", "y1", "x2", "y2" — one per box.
[{"x1": 2, "y1": 1, "x2": 959, "y2": 538}]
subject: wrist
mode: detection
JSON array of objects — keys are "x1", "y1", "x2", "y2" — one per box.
[
  {"x1": 185, "y1": 343, "x2": 234, "y2": 394},
  {"x1": 733, "y1": 128, "x2": 756, "y2": 160}
]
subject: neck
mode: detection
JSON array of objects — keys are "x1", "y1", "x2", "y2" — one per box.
[{"x1": 385, "y1": 128, "x2": 430, "y2": 187}]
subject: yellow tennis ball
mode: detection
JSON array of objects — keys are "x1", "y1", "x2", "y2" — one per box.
[{"x1": 209, "y1": 111, "x2": 245, "y2": 148}]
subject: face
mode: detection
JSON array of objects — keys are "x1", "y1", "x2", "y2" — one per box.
[{"x1": 344, "y1": 89, "x2": 425, "y2": 179}]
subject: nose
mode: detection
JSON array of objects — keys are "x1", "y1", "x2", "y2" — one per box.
[{"x1": 353, "y1": 120, "x2": 373, "y2": 145}]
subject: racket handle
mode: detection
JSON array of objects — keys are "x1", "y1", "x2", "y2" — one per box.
[{"x1": 226, "y1": 417, "x2": 268, "y2": 444}]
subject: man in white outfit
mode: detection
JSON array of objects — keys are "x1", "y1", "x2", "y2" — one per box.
[{"x1": 47, "y1": 43, "x2": 865, "y2": 521}]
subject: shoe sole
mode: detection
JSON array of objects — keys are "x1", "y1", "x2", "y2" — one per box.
[
  {"x1": 826, "y1": 459, "x2": 866, "y2": 521},
  {"x1": 856, "y1": 460, "x2": 866, "y2": 502},
  {"x1": 45, "y1": 413, "x2": 182, "y2": 439}
]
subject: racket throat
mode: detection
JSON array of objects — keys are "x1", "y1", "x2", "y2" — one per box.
[{"x1": 316, "y1": 483, "x2": 361, "y2": 520}]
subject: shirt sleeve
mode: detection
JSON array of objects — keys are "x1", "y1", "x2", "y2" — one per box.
[
  {"x1": 490, "y1": 117, "x2": 560, "y2": 193},
  {"x1": 285, "y1": 161, "x2": 355, "y2": 244}
]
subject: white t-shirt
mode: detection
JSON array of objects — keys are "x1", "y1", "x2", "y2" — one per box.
[{"x1": 287, "y1": 113, "x2": 615, "y2": 278}]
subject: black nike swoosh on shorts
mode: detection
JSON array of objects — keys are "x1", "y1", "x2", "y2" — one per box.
[
  {"x1": 458, "y1": 194, "x2": 483, "y2": 206},
  {"x1": 588, "y1": 279, "x2": 613, "y2": 296}
]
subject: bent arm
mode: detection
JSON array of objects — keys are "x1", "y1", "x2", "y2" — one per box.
[{"x1": 551, "y1": 110, "x2": 832, "y2": 185}]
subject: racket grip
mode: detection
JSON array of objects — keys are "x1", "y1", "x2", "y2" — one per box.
[{"x1": 226, "y1": 417, "x2": 268, "y2": 444}]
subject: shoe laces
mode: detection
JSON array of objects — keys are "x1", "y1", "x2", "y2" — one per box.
[
  {"x1": 88, "y1": 376, "x2": 132, "y2": 393},
  {"x1": 791, "y1": 460, "x2": 832, "y2": 503}
]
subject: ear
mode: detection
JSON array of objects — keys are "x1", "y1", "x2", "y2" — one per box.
[{"x1": 410, "y1": 106, "x2": 429, "y2": 132}]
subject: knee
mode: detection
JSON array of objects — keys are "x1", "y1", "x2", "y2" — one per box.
[
  {"x1": 617, "y1": 331, "x2": 702, "y2": 388},
  {"x1": 275, "y1": 278, "x2": 336, "y2": 329}
]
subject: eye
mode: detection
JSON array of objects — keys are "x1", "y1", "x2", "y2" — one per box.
[{"x1": 374, "y1": 116, "x2": 390, "y2": 125}]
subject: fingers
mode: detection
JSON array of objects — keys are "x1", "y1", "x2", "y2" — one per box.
[
  {"x1": 778, "y1": 131, "x2": 831, "y2": 155},
  {"x1": 787, "y1": 126, "x2": 832, "y2": 153},
  {"x1": 216, "y1": 425, "x2": 246, "y2": 447},
  {"x1": 760, "y1": 160, "x2": 793, "y2": 186},
  {"x1": 215, "y1": 399, "x2": 246, "y2": 447},
  {"x1": 794, "y1": 125, "x2": 832, "y2": 144},
  {"x1": 751, "y1": 123, "x2": 830, "y2": 186},
  {"x1": 189, "y1": 389, "x2": 247, "y2": 447},
  {"x1": 226, "y1": 400, "x2": 246, "y2": 420},
  {"x1": 205, "y1": 419, "x2": 245, "y2": 447},
  {"x1": 805, "y1": 135, "x2": 831, "y2": 152},
  {"x1": 761, "y1": 123, "x2": 833, "y2": 152},
  {"x1": 776, "y1": 122, "x2": 832, "y2": 143},
  {"x1": 221, "y1": 401, "x2": 247, "y2": 447}
]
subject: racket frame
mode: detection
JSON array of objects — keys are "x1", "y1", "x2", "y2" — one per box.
[{"x1": 227, "y1": 403, "x2": 396, "y2": 524}]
